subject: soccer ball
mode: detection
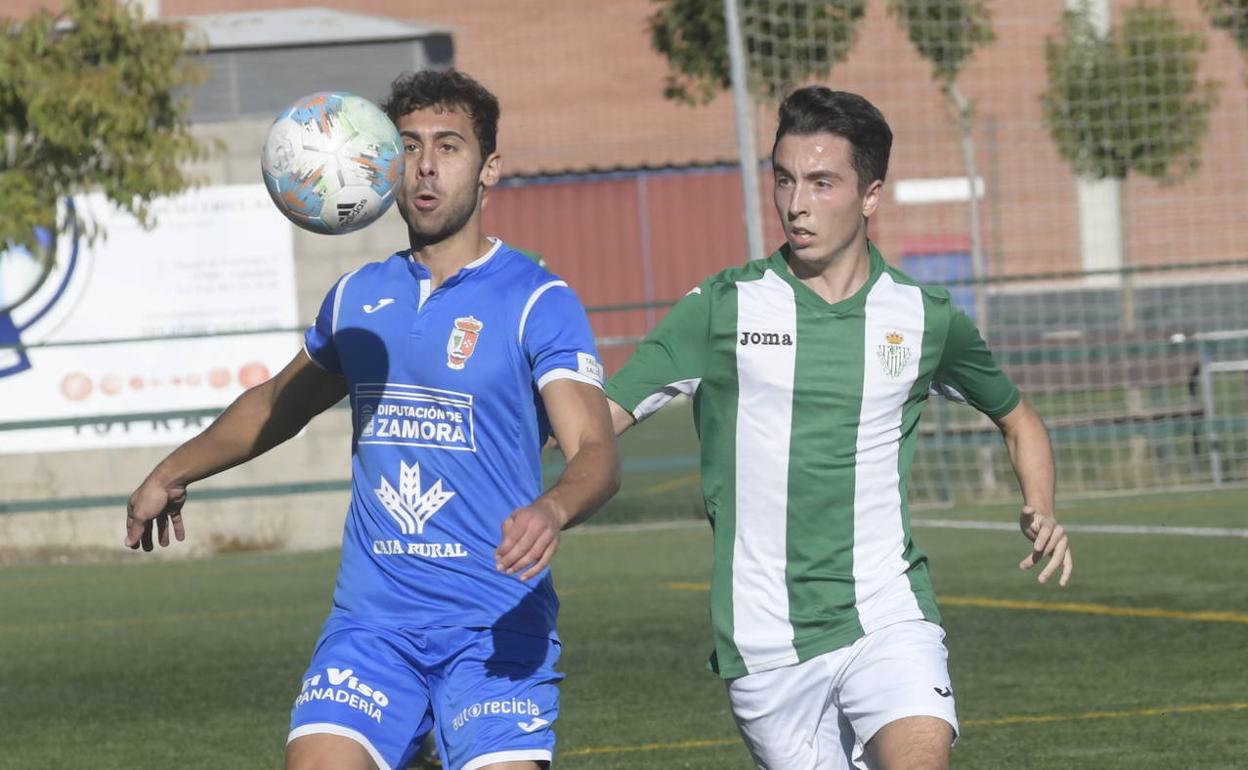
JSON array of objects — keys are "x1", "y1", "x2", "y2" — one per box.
[{"x1": 261, "y1": 92, "x2": 404, "y2": 235}]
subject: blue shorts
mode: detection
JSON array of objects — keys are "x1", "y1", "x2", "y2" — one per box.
[{"x1": 288, "y1": 613, "x2": 562, "y2": 770}]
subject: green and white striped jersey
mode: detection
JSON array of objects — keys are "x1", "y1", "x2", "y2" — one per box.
[{"x1": 606, "y1": 244, "x2": 1020, "y2": 679}]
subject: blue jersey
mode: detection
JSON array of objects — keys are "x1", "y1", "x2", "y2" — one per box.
[{"x1": 304, "y1": 239, "x2": 603, "y2": 638}]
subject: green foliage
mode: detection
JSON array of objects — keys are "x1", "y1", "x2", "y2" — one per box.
[
  {"x1": 886, "y1": 0, "x2": 995, "y2": 84},
  {"x1": 746, "y1": 0, "x2": 866, "y2": 98},
  {"x1": 647, "y1": 0, "x2": 865, "y2": 104},
  {"x1": 648, "y1": 0, "x2": 728, "y2": 104},
  {"x1": 1042, "y1": 2, "x2": 1218, "y2": 182},
  {"x1": 1200, "y1": 0, "x2": 1248, "y2": 52},
  {"x1": 0, "y1": 0, "x2": 212, "y2": 252}
]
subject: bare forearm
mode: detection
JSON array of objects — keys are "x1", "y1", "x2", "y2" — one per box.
[
  {"x1": 1001, "y1": 403, "x2": 1055, "y2": 516},
  {"x1": 148, "y1": 381, "x2": 298, "y2": 485},
  {"x1": 536, "y1": 438, "x2": 621, "y2": 530},
  {"x1": 608, "y1": 398, "x2": 636, "y2": 437}
]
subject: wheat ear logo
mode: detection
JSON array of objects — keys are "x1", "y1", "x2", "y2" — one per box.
[{"x1": 374, "y1": 461, "x2": 456, "y2": 535}]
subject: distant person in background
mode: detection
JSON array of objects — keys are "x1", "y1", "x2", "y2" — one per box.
[
  {"x1": 126, "y1": 69, "x2": 619, "y2": 770},
  {"x1": 602, "y1": 87, "x2": 1072, "y2": 770}
]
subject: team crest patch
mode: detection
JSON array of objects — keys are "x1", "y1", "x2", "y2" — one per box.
[
  {"x1": 877, "y1": 331, "x2": 912, "y2": 379},
  {"x1": 446, "y1": 316, "x2": 484, "y2": 370}
]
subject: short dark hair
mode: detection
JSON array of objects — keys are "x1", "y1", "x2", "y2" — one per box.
[
  {"x1": 773, "y1": 87, "x2": 892, "y2": 193},
  {"x1": 382, "y1": 69, "x2": 500, "y2": 158}
]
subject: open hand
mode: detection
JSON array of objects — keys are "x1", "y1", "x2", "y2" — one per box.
[
  {"x1": 1018, "y1": 505, "x2": 1072, "y2": 586},
  {"x1": 125, "y1": 477, "x2": 188, "y2": 552}
]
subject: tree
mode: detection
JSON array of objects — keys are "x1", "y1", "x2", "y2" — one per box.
[
  {"x1": 887, "y1": 0, "x2": 993, "y2": 82},
  {"x1": 887, "y1": 0, "x2": 994, "y2": 327},
  {"x1": 648, "y1": 0, "x2": 866, "y2": 104},
  {"x1": 1043, "y1": 2, "x2": 1217, "y2": 183},
  {"x1": 0, "y1": 0, "x2": 212, "y2": 253},
  {"x1": 1200, "y1": 0, "x2": 1248, "y2": 52},
  {"x1": 1042, "y1": 0, "x2": 1216, "y2": 450}
]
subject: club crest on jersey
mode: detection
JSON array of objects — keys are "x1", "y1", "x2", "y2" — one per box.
[
  {"x1": 446, "y1": 316, "x2": 484, "y2": 370},
  {"x1": 877, "y1": 331, "x2": 912, "y2": 379}
]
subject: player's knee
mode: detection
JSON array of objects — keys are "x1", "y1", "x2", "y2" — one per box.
[
  {"x1": 867, "y1": 747, "x2": 950, "y2": 770},
  {"x1": 864, "y1": 716, "x2": 952, "y2": 770}
]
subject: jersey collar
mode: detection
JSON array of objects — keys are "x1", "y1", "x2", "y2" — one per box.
[
  {"x1": 405, "y1": 236, "x2": 504, "y2": 284},
  {"x1": 769, "y1": 241, "x2": 885, "y2": 314}
]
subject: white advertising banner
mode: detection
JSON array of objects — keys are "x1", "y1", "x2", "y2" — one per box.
[{"x1": 0, "y1": 185, "x2": 300, "y2": 453}]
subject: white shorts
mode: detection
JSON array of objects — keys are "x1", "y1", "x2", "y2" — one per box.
[{"x1": 725, "y1": 620, "x2": 958, "y2": 770}]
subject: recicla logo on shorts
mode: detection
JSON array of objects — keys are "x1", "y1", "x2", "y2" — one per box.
[{"x1": 451, "y1": 697, "x2": 542, "y2": 731}]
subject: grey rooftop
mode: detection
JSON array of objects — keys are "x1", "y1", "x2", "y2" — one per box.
[{"x1": 181, "y1": 7, "x2": 449, "y2": 51}]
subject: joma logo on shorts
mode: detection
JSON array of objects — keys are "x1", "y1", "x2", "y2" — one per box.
[{"x1": 739, "y1": 330, "x2": 793, "y2": 346}]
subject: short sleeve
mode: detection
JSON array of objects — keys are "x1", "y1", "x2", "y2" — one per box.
[
  {"x1": 303, "y1": 273, "x2": 350, "y2": 374},
  {"x1": 933, "y1": 309, "x2": 1021, "y2": 419},
  {"x1": 605, "y1": 282, "x2": 711, "y2": 422},
  {"x1": 521, "y1": 280, "x2": 603, "y2": 390}
]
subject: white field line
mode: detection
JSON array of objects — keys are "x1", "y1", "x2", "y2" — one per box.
[
  {"x1": 913, "y1": 519, "x2": 1248, "y2": 538},
  {"x1": 570, "y1": 518, "x2": 1248, "y2": 538}
]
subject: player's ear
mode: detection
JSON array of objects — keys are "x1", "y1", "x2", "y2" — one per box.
[
  {"x1": 480, "y1": 151, "x2": 501, "y2": 189},
  {"x1": 861, "y1": 179, "x2": 883, "y2": 219}
]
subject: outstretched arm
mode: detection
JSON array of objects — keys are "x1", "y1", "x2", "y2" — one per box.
[
  {"x1": 495, "y1": 379, "x2": 621, "y2": 580},
  {"x1": 124, "y1": 350, "x2": 347, "y2": 551},
  {"x1": 995, "y1": 398, "x2": 1072, "y2": 586}
]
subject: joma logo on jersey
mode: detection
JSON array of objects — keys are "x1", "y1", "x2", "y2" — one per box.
[
  {"x1": 739, "y1": 330, "x2": 794, "y2": 346},
  {"x1": 877, "y1": 331, "x2": 913, "y2": 378},
  {"x1": 447, "y1": 316, "x2": 484, "y2": 369},
  {"x1": 374, "y1": 460, "x2": 455, "y2": 535}
]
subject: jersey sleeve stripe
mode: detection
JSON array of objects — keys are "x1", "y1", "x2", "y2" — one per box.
[
  {"x1": 301, "y1": 340, "x2": 334, "y2": 371},
  {"x1": 518, "y1": 280, "x2": 568, "y2": 345},
  {"x1": 536, "y1": 368, "x2": 605, "y2": 391},
  {"x1": 331, "y1": 268, "x2": 361, "y2": 335},
  {"x1": 631, "y1": 378, "x2": 701, "y2": 422}
]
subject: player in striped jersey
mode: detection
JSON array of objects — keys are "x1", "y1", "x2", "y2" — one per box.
[{"x1": 605, "y1": 88, "x2": 1073, "y2": 769}]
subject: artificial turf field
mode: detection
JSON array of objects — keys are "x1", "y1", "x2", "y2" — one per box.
[{"x1": 3, "y1": 483, "x2": 1247, "y2": 769}]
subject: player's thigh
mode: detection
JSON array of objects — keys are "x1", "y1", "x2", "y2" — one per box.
[
  {"x1": 288, "y1": 616, "x2": 433, "y2": 770},
  {"x1": 837, "y1": 620, "x2": 958, "y2": 767},
  {"x1": 429, "y1": 627, "x2": 563, "y2": 770},
  {"x1": 286, "y1": 732, "x2": 379, "y2": 770},
  {"x1": 863, "y1": 716, "x2": 952, "y2": 770},
  {"x1": 726, "y1": 652, "x2": 851, "y2": 770}
]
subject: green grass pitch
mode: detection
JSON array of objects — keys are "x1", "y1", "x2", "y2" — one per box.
[
  {"x1": 3, "y1": 486, "x2": 1247, "y2": 769},
  {"x1": 3, "y1": 403, "x2": 1247, "y2": 768}
]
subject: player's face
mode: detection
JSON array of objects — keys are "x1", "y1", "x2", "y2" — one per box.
[
  {"x1": 395, "y1": 106, "x2": 500, "y2": 244},
  {"x1": 772, "y1": 132, "x2": 881, "y2": 267}
]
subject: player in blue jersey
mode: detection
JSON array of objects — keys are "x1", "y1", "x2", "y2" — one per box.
[{"x1": 124, "y1": 69, "x2": 620, "y2": 770}]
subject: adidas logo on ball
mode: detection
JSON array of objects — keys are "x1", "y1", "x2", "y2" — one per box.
[{"x1": 338, "y1": 200, "x2": 367, "y2": 225}]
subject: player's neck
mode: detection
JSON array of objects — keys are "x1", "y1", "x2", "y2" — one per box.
[
  {"x1": 785, "y1": 233, "x2": 872, "y2": 305},
  {"x1": 409, "y1": 220, "x2": 494, "y2": 288}
]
